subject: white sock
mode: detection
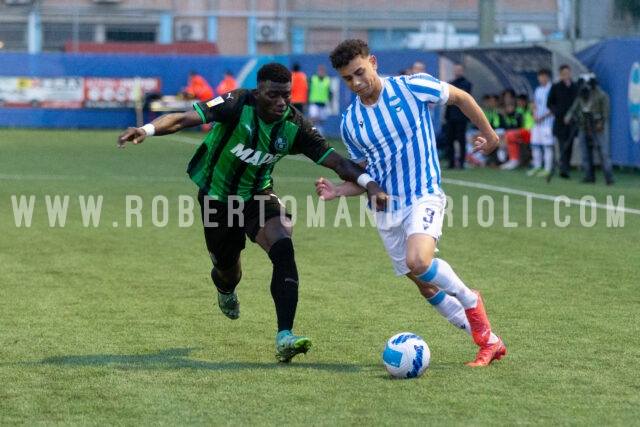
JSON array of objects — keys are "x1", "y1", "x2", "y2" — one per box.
[
  {"x1": 417, "y1": 258, "x2": 478, "y2": 309},
  {"x1": 487, "y1": 332, "x2": 499, "y2": 344},
  {"x1": 532, "y1": 144, "x2": 542, "y2": 169},
  {"x1": 427, "y1": 291, "x2": 471, "y2": 335},
  {"x1": 543, "y1": 145, "x2": 554, "y2": 171}
]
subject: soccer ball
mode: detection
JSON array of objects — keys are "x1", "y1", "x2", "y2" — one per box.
[{"x1": 382, "y1": 332, "x2": 430, "y2": 379}]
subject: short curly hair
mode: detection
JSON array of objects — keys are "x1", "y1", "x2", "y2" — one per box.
[
  {"x1": 329, "y1": 39, "x2": 370, "y2": 69},
  {"x1": 257, "y1": 62, "x2": 291, "y2": 84}
]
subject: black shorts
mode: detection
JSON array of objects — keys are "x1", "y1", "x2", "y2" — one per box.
[{"x1": 197, "y1": 188, "x2": 290, "y2": 270}]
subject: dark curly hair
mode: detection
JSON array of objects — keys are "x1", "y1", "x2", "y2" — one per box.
[
  {"x1": 257, "y1": 62, "x2": 291, "y2": 84},
  {"x1": 329, "y1": 39, "x2": 370, "y2": 69}
]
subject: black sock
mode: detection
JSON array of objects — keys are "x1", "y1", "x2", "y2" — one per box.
[
  {"x1": 211, "y1": 269, "x2": 236, "y2": 294},
  {"x1": 268, "y1": 238, "x2": 299, "y2": 332}
]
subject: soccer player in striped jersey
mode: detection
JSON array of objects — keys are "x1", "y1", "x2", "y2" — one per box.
[
  {"x1": 117, "y1": 62, "x2": 387, "y2": 363},
  {"x1": 316, "y1": 39, "x2": 506, "y2": 366}
]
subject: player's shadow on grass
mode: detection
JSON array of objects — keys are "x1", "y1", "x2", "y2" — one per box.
[{"x1": 36, "y1": 347, "x2": 364, "y2": 373}]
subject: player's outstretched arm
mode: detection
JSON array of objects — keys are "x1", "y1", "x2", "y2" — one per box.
[
  {"x1": 446, "y1": 84, "x2": 499, "y2": 155},
  {"x1": 117, "y1": 110, "x2": 203, "y2": 148},
  {"x1": 319, "y1": 151, "x2": 387, "y2": 210},
  {"x1": 315, "y1": 177, "x2": 364, "y2": 201}
]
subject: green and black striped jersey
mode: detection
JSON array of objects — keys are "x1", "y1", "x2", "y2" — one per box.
[{"x1": 187, "y1": 89, "x2": 334, "y2": 202}]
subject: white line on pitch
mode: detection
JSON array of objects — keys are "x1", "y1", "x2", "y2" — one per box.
[{"x1": 442, "y1": 178, "x2": 640, "y2": 215}]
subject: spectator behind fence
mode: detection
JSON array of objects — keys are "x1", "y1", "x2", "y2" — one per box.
[
  {"x1": 290, "y1": 63, "x2": 309, "y2": 113},
  {"x1": 483, "y1": 94, "x2": 507, "y2": 167},
  {"x1": 467, "y1": 94, "x2": 504, "y2": 167},
  {"x1": 444, "y1": 63, "x2": 472, "y2": 169},
  {"x1": 501, "y1": 94, "x2": 533, "y2": 169},
  {"x1": 411, "y1": 60, "x2": 426, "y2": 74},
  {"x1": 564, "y1": 73, "x2": 614, "y2": 185},
  {"x1": 497, "y1": 100, "x2": 522, "y2": 165},
  {"x1": 308, "y1": 65, "x2": 331, "y2": 135},
  {"x1": 527, "y1": 68, "x2": 554, "y2": 178},
  {"x1": 184, "y1": 71, "x2": 214, "y2": 101},
  {"x1": 547, "y1": 64, "x2": 579, "y2": 179},
  {"x1": 499, "y1": 88, "x2": 516, "y2": 115},
  {"x1": 215, "y1": 70, "x2": 238, "y2": 96}
]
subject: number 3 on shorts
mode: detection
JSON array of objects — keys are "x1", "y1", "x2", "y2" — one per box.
[{"x1": 422, "y1": 208, "x2": 435, "y2": 230}]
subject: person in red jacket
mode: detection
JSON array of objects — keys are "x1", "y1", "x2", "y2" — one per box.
[
  {"x1": 216, "y1": 70, "x2": 238, "y2": 96},
  {"x1": 290, "y1": 63, "x2": 309, "y2": 113},
  {"x1": 185, "y1": 71, "x2": 214, "y2": 101}
]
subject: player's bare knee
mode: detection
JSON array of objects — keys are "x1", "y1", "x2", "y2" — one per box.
[
  {"x1": 406, "y1": 255, "x2": 433, "y2": 276},
  {"x1": 257, "y1": 217, "x2": 292, "y2": 252}
]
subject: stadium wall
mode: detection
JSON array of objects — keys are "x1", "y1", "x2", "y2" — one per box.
[
  {"x1": 0, "y1": 52, "x2": 284, "y2": 131},
  {"x1": 0, "y1": 51, "x2": 438, "y2": 138}
]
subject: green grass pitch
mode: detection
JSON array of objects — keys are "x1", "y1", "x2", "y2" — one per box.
[{"x1": 1, "y1": 128, "x2": 639, "y2": 425}]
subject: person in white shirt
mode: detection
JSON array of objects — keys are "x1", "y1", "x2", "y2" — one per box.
[{"x1": 527, "y1": 68, "x2": 555, "y2": 177}]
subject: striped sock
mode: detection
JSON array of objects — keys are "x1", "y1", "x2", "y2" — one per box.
[
  {"x1": 427, "y1": 291, "x2": 471, "y2": 335},
  {"x1": 417, "y1": 258, "x2": 478, "y2": 309}
]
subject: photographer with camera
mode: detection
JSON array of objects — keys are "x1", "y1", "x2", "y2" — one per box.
[{"x1": 564, "y1": 73, "x2": 614, "y2": 185}]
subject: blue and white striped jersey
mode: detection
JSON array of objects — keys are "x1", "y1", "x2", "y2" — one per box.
[{"x1": 340, "y1": 73, "x2": 449, "y2": 208}]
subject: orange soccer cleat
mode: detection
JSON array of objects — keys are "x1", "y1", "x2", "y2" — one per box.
[
  {"x1": 467, "y1": 339, "x2": 507, "y2": 367},
  {"x1": 464, "y1": 290, "x2": 492, "y2": 346}
]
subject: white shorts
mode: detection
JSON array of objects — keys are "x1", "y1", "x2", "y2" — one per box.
[
  {"x1": 530, "y1": 125, "x2": 554, "y2": 146},
  {"x1": 308, "y1": 103, "x2": 328, "y2": 121},
  {"x1": 376, "y1": 194, "x2": 446, "y2": 276}
]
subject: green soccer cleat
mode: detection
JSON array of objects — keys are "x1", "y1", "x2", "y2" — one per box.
[
  {"x1": 275, "y1": 330, "x2": 312, "y2": 363},
  {"x1": 526, "y1": 167, "x2": 542, "y2": 176},
  {"x1": 217, "y1": 291, "x2": 239, "y2": 319}
]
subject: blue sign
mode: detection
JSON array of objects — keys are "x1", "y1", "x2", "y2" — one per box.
[
  {"x1": 629, "y1": 62, "x2": 640, "y2": 144},
  {"x1": 576, "y1": 39, "x2": 640, "y2": 167}
]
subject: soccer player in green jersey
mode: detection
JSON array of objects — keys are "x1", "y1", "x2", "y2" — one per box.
[{"x1": 118, "y1": 63, "x2": 386, "y2": 363}]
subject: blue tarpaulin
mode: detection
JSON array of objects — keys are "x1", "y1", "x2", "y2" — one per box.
[{"x1": 576, "y1": 38, "x2": 640, "y2": 167}]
